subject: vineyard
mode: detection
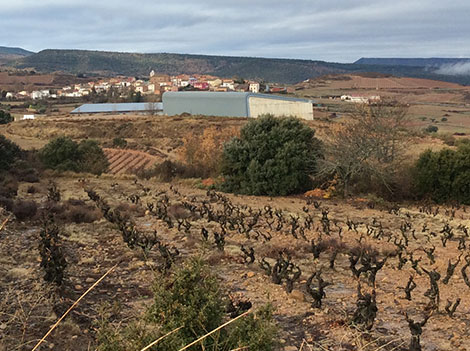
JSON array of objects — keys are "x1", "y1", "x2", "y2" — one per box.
[
  {"x1": 1, "y1": 175, "x2": 469, "y2": 350},
  {"x1": 103, "y1": 148, "x2": 159, "y2": 175}
]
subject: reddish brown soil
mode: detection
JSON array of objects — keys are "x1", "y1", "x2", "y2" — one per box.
[
  {"x1": 1, "y1": 176, "x2": 470, "y2": 350},
  {"x1": 103, "y1": 148, "x2": 159, "y2": 175}
]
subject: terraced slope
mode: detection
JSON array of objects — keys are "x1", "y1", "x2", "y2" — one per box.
[{"x1": 103, "y1": 148, "x2": 159, "y2": 175}]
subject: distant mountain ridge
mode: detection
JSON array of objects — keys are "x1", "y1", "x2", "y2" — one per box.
[
  {"x1": 7, "y1": 49, "x2": 470, "y2": 85},
  {"x1": 0, "y1": 46, "x2": 34, "y2": 56},
  {"x1": 12, "y1": 49, "x2": 356, "y2": 83},
  {"x1": 355, "y1": 57, "x2": 470, "y2": 67},
  {"x1": 0, "y1": 46, "x2": 35, "y2": 65}
]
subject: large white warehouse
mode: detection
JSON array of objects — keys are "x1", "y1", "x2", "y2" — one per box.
[{"x1": 162, "y1": 92, "x2": 314, "y2": 120}]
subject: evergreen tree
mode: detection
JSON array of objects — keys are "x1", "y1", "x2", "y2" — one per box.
[{"x1": 221, "y1": 115, "x2": 321, "y2": 196}]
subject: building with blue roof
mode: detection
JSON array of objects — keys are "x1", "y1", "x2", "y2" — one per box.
[{"x1": 71, "y1": 102, "x2": 163, "y2": 114}]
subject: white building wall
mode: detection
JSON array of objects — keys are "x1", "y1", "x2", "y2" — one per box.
[
  {"x1": 249, "y1": 83, "x2": 260, "y2": 93},
  {"x1": 248, "y1": 97, "x2": 313, "y2": 120}
]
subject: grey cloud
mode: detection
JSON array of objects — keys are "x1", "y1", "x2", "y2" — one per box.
[
  {"x1": 435, "y1": 62, "x2": 470, "y2": 76},
  {"x1": 1, "y1": 0, "x2": 470, "y2": 62}
]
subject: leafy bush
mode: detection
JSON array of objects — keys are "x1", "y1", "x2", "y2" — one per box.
[
  {"x1": 0, "y1": 110, "x2": 13, "y2": 124},
  {"x1": 77, "y1": 139, "x2": 109, "y2": 175},
  {"x1": 40, "y1": 136, "x2": 108, "y2": 174},
  {"x1": 40, "y1": 136, "x2": 81, "y2": 171},
  {"x1": 425, "y1": 125, "x2": 438, "y2": 133},
  {"x1": 414, "y1": 144, "x2": 470, "y2": 204},
  {"x1": 148, "y1": 258, "x2": 224, "y2": 347},
  {"x1": 221, "y1": 115, "x2": 321, "y2": 196},
  {"x1": 97, "y1": 259, "x2": 277, "y2": 351},
  {"x1": 12, "y1": 200, "x2": 37, "y2": 221},
  {"x1": 0, "y1": 135, "x2": 20, "y2": 170},
  {"x1": 224, "y1": 304, "x2": 277, "y2": 351},
  {"x1": 112, "y1": 137, "x2": 127, "y2": 148}
]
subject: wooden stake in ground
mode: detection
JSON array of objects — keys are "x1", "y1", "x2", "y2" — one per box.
[
  {"x1": 139, "y1": 326, "x2": 183, "y2": 351},
  {"x1": 31, "y1": 262, "x2": 120, "y2": 351},
  {"x1": 178, "y1": 310, "x2": 252, "y2": 351},
  {"x1": 0, "y1": 215, "x2": 11, "y2": 234}
]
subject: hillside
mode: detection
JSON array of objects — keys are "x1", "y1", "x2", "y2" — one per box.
[
  {"x1": 1, "y1": 113, "x2": 470, "y2": 350},
  {"x1": 0, "y1": 46, "x2": 34, "y2": 66},
  {"x1": 9, "y1": 49, "x2": 470, "y2": 85},
  {"x1": 355, "y1": 57, "x2": 470, "y2": 67},
  {"x1": 0, "y1": 46, "x2": 34, "y2": 56},
  {"x1": 13, "y1": 49, "x2": 351, "y2": 83}
]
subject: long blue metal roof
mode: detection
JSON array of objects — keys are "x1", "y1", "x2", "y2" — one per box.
[{"x1": 71, "y1": 102, "x2": 163, "y2": 114}]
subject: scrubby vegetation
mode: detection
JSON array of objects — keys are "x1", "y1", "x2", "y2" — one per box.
[
  {"x1": 97, "y1": 258, "x2": 277, "y2": 351},
  {"x1": 0, "y1": 135, "x2": 20, "y2": 170},
  {"x1": 138, "y1": 160, "x2": 199, "y2": 182},
  {"x1": 425, "y1": 125, "x2": 438, "y2": 133},
  {"x1": 0, "y1": 110, "x2": 13, "y2": 124},
  {"x1": 221, "y1": 115, "x2": 321, "y2": 196},
  {"x1": 180, "y1": 126, "x2": 239, "y2": 178},
  {"x1": 3, "y1": 107, "x2": 470, "y2": 351},
  {"x1": 112, "y1": 137, "x2": 127, "y2": 148},
  {"x1": 318, "y1": 101, "x2": 409, "y2": 198},
  {"x1": 414, "y1": 143, "x2": 470, "y2": 204},
  {"x1": 40, "y1": 136, "x2": 109, "y2": 174}
]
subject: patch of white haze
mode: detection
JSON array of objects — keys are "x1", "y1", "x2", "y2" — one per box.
[{"x1": 435, "y1": 62, "x2": 470, "y2": 76}]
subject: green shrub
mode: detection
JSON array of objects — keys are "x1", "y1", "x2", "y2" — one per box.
[
  {"x1": 40, "y1": 136, "x2": 81, "y2": 172},
  {"x1": 40, "y1": 136, "x2": 108, "y2": 175},
  {"x1": 0, "y1": 135, "x2": 20, "y2": 170},
  {"x1": 97, "y1": 259, "x2": 277, "y2": 351},
  {"x1": 414, "y1": 144, "x2": 470, "y2": 204},
  {"x1": 138, "y1": 160, "x2": 198, "y2": 181},
  {"x1": 425, "y1": 125, "x2": 438, "y2": 133},
  {"x1": 221, "y1": 115, "x2": 321, "y2": 196},
  {"x1": 77, "y1": 139, "x2": 109, "y2": 175},
  {"x1": 148, "y1": 258, "x2": 224, "y2": 348},
  {"x1": 224, "y1": 304, "x2": 277, "y2": 351},
  {"x1": 0, "y1": 110, "x2": 13, "y2": 124},
  {"x1": 112, "y1": 137, "x2": 127, "y2": 148}
]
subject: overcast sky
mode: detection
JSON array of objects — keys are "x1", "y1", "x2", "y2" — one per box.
[{"x1": 2, "y1": 0, "x2": 470, "y2": 62}]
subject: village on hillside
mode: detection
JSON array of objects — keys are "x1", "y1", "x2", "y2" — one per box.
[{"x1": 1, "y1": 70, "x2": 300, "y2": 101}]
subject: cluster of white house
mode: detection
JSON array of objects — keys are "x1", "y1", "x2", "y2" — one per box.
[
  {"x1": 5, "y1": 71, "x2": 289, "y2": 101},
  {"x1": 340, "y1": 94, "x2": 381, "y2": 104}
]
